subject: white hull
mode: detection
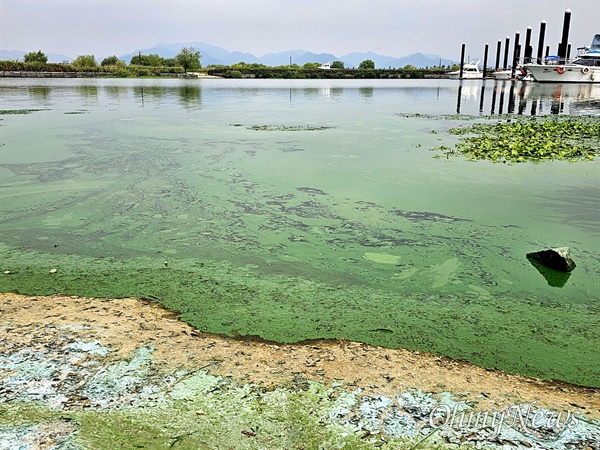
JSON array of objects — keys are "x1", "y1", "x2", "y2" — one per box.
[
  {"x1": 447, "y1": 72, "x2": 484, "y2": 80},
  {"x1": 524, "y1": 64, "x2": 600, "y2": 83},
  {"x1": 447, "y1": 60, "x2": 483, "y2": 80},
  {"x1": 492, "y1": 70, "x2": 511, "y2": 80}
]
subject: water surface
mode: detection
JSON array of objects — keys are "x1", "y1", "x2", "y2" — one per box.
[{"x1": 1, "y1": 78, "x2": 598, "y2": 386}]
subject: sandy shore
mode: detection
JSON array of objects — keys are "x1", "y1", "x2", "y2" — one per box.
[
  {"x1": 1, "y1": 292, "x2": 598, "y2": 448},
  {"x1": 1, "y1": 292, "x2": 598, "y2": 413}
]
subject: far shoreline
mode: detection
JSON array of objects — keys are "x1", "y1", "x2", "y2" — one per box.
[{"x1": 0, "y1": 68, "x2": 451, "y2": 80}]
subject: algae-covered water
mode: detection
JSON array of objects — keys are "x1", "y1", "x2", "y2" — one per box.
[{"x1": 1, "y1": 78, "x2": 598, "y2": 386}]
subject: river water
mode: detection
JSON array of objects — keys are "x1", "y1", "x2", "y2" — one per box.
[{"x1": 1, "y1": 78, "x2": 598, "y2": 386}]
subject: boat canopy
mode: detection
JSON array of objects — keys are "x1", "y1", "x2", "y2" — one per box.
[{"x1": 590, "y1": 34, "x2": 600, "y2": 52}]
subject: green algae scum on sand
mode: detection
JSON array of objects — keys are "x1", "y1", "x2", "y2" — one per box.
[
  {"x1": 1, "y1": 246, "x2": 598, "y2": 387},
  {"x1": 1, "y1": 78, "x2": 599, "y2": 388}
]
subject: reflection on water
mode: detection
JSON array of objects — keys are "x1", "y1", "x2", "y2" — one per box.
[
  {"x1": 455, "y1": 80, "x2": 600, "y2": 116},
  {"x1": 4, "y1": 78, "x2": 598, "y2": 117},
  {"x1": 527, "y1": 257, "x2": 572, "y2": 287},
  {"x1": 27, "y1": 86, "x2": 52, "y2": 101}
]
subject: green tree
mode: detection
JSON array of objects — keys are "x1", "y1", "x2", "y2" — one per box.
[
  {"x1": 162, "y1": 57, "x2": 179, "y2": 67},
  {"x1": 129, "y1": 54, "x2": 144, "y2": 65},
  {"x1": 176, "y1": 47, "x2": 201, "y2": 73},
  {"x1": 23, "y1": 50, "x2": 48, "y2": 63},
  {"x1": 72, "y1": 55, "x2": 97, "y2": 69},
  {"x1": 358, "y1": 59, "x2": 375, "y2": 70},
  {"x1": 302, "y1": 62, "x2": 320, "y2": 70},
  {"x1": 130, "y1": 53, "x2": 163, "y2": 66},
  {"x1": 403, "y1": 64, "x2": 417, "y2": 70},
  {"x1": 331, "y1": 61, "x2": 345, "y2": 69},
  {"x1": 101, "y1": 55, "x2": 124, "y2": 66},
  {"x1": 145, "y1": 54, "x2": 164, "y2": 66}
]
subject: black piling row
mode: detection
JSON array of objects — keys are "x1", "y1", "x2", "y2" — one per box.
[{"x1": 454, "y1": 9, "x2": 572, "y2": 79}]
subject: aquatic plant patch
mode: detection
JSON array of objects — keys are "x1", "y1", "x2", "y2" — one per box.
[
  {"x1": 396, "y1": 112, "x2": 489, "y2": 121},
  {"x1": 0, "y1": 109, "x2": 50, "y2": 115},
  {"x1": 232, "y1": 124, "x2": 335, "y2": 131},
  {"x1": 433, "y1": 117, "x2": 600, "y2": 162}
]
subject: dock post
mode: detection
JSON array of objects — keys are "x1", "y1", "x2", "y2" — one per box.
[
  {"x1": 511, "y1": 32, "x2": 520, "y2": 79},
  {"x1": 567, "y1": 43, "x2": 572, "y2": 61},
  {"x1": 536, "y1": 20, "x2": 546, "y2": 64},
  {"x1": 459, "y1": 43, "x2": 465, "y2": 79},
  {"x1": 483, "y1": 43, "x2": 489, "y2": 78},
  {"x1": 503, "y1": 36, "x2": 510, "y2": 69},
  {"x1": 495, "y1": 40, "x2": 502, "y2": 70},
  {"x1": 557, "y1": 9, "x2": 571, "y2": 62},
  {"x1": 524, "y1": 27, "x2": 532, "y2": 63}
]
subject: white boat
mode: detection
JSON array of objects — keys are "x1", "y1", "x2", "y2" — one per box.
[
  {"x1": 492, "y1": 69, "x2": 512, "y2": 80},
  {"x1": 523, "y1": 34, "x2": 600, "y2": 83},
  {"x1": 447, "y1": 60, "x2": 483, "y2": 79}
]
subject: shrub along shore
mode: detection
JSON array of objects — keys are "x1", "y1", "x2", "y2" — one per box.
[{"x1": 0, "y1": 61, "x2": 448, "y2": 79}]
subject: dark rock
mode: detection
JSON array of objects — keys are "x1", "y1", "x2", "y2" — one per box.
[{"x1": 526, "y1": 247, "x2": 576, "y2": 272}]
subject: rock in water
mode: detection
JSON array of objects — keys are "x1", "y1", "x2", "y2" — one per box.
[{"x1": 526, "y1": 247, "x2": 576, "y2": 272}]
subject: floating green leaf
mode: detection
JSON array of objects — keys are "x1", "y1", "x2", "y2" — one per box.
[{"x1": 433, "y1": 116, "x2": 600, "y2": 162}]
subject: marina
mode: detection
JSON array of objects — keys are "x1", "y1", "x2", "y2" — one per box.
[{"x1": 452, "y1": 9, "x2": 600, "y2": 84}]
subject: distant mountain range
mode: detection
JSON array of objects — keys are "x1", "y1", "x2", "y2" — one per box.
[
  {"x1": 1, "y1": 42, "x2": 456, "y2": 69},
  {"x1": 121, "y1": 42, "x2": 455, "y2": 68}
]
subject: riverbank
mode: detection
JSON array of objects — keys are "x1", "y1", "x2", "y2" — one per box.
[
  {"x1": 1, "y1": 292, "x2": 598, "y2": 449},
  {"x1": 0, "y1": 68, "x2": 447, "y2": 79},
  {"x1": 0, "y1": 71, "x2": 221, "y2": 79}
]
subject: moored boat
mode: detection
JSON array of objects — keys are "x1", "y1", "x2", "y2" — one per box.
[
  {"x1": 492, "y1": 69, "x2": 512, "y2": 80},
  {"x1": 447, "y1": 60, "x2": 483, "y2": 79},
  {"x1": 523, "y1": 34, "x2": 600, "y2": 83}
]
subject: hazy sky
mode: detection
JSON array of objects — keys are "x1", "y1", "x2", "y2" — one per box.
[{"x1": 1, "y1": 0, "x2": 599, "y2": 59}]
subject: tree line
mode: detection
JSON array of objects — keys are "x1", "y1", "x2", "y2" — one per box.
[
  {"x1": 1, "y1": 47, "x2": 202, "y2": 76},
  {"x1": 2, "y1": 47, "x2": 452, "y2": 79}
]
